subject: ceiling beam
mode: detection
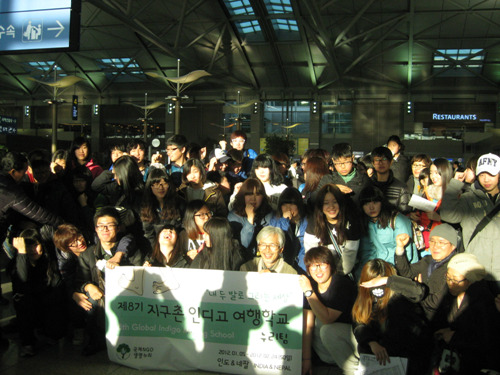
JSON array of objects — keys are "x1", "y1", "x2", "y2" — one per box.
[
  {"x1": 0, "y1": 61, "x2": 32, "y2": 95},
  {"x1": 407, "y1": 0, "x2": 415, "y2": 89},
  {"x1": 65, "y1": 53, "x2": 102, "y2": 94},
  {"x1": 334, "y1": 0, "x2": 377, "y2": 47},
  {"x1": 344, "y1": 15, "x2": 407, "y2": 74},
  {"x1": 175, "y1": 0, "x2": 188, "y2": 49},
  {"x1": 291, "y1": 0, "x2": 317, "y2": 87},
  {"x1": 86, "y1": 0, "x2": 198, "y2": 72}
]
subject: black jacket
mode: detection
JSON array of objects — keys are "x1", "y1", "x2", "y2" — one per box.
[
  {"x1": 390, "y1": 154, "x2": 410, "y2": 183},
  {"x1": 371, "y1": 171, "x2": 411, "y2": 214},
  {"x1": 395, "y1": 252, "x2": 454, "y2": 320},
  {"x1": 0, "y1": 173, "x2": 63, "y2": 244}
]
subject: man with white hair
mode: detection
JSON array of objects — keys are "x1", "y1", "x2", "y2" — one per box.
[
  {"x1": 440, "y1": 153, "x2": 500, "y2": 293},
  {"x1": 239, "y1": 226, "x2": 297, "y2": 274}
]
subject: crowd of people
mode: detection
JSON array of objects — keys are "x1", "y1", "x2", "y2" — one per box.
[{"x1": 0, "y1": 131, "x2": 499, "y2": 374}]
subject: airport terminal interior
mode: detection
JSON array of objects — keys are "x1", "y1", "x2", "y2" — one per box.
[{"x1": 1, "y1": 0, "x2": 500, "y2": 373}]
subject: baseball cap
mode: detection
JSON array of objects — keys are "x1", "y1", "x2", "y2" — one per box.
[
  {"x1": 211, "y1": 148, "x2": 231, "y2": 163},
  {"x1": 476, "y1": 153, "x2": 500, "y2": 176}
]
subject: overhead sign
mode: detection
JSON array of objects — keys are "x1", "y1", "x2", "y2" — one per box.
[
  {"x1": 0, "y1": 0, "x2": 80, "y2": 54},
  {"x1": 0, "y1": 115, "x2": 17, "y2": 134},
  {"x1": 106, "y1": 267, "x2": 302, "y2": 374},
  {"x1": 72, "y1": 95, "x2": 78, "y2": 120}
]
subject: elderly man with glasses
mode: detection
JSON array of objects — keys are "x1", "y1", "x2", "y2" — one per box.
[
  {"x1": 240, "y1": 226, "x2": 296, "y2": 274},
  {"x1": 393, "y1": 223, "x2": 458, "y2": 320}
]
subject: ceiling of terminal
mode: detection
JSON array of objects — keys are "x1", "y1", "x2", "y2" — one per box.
[{"x1": 0, "y1": 0, "x2": 500, "y2": 104}]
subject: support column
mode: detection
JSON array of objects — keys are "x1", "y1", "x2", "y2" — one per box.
[
  {"x1": 250, "y1": 102, "x2": 263, "y2": 153},
  {"x1": 309, "y1": 101, "x2": 321, "y2": 149},
  {"x1": 90, "y1": 103, "x2": 102, "y2": 154}
]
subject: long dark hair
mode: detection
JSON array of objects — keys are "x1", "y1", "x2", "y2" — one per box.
[
  {"x1": 141, "y1": 168, "x2": 181, "y2": 223},
  {"x1": 19, "y1": 228, "x2": 58, "y2": 286},
  {"x1": 233, "y1": 178, "x2": 273, "y2": 220},
  {"x1": 276, "y1": 187, "x2": 306, "y2": 220},
  {"x1": 358, "y1": 185, "x2": 396, "y2": 230},
  {"x1": 303, "y1": 156, "x2": 329, "y2": 194},
  {"x1": 68, "y1": 136, "x2": 90, "y2": 166},
  {"x1": 113, "y1": 155, "x2": 144, "y2": 205},
  {"x1": 250, "y1": 153, "x2": 284, "y2": 186},
  {"x1": 431, "y1": 158, "x2": 453, "y2": 197},
  {"x1": 182, "y1": 158, "x2": 207, "y2": 185},
  {"x1": 183, "y1": 200, "x2": 208, "y2": 240},
  {"x1": 313, "y1": 184, "x2": 349, "y2": 245},
  {"x1": 197, "y1": 217, "x2": 240, "y2": 270},
  {"x1": 150, "y1": 224, "x2": 182, "y2": 266}
]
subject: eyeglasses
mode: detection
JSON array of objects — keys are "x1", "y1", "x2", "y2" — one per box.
[
  {"x1": 152, "y1": 182, "x2": 168, "y2": 189},
  {"x1": 373, "y1": 157, "x2": 389, "y2": 163},
  {"x1": 446, "y1": 275, "x2": 467, "y2": 285},
  {"x1": 412, "y1": 163, "x2": 427, "y2": 168},
  {"x1": 194, "y1": 211, "x2": 213, "y2": 218},
  {"x1": 309, "y1": 263, "x2": 329, "y2": 271},
  {"x1": 166, "y1": 147, "x2": 178, "y2": 153},
  {"x1": 429, "y1": 239, "x2": 451, "y2": 247},
  {"x1": 69, "y1": 236, "x2": 85, "y2": 247},
  {"x1": 96, "y1": 223, "x2": 118, "y2": 231},
  {"x1": 257, "y1": 243, "x2": 280, "y2": 251},
  {"x1": 333, "y1": 161, "x2": 353, "y2": 167}
]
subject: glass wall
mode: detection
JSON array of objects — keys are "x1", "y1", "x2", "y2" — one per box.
[
  {"x1": 263, "y1": 101, "x2": 310, "y2": 135},
  {"x1": 321, "y1": 101, "x2": 352, "y2": 135}
]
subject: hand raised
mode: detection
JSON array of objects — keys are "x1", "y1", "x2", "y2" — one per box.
[{"x1": 12, "y1": 237, "x2": 26, "y2": 254}]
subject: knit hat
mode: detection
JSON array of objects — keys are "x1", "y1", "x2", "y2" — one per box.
[
  {"x1": 429, "y1": 224, "x2": 458, "y2": 247},
  {"x1": 476, "y1": 153, "x2": 500, "y2": 176},
  {"x1": 447, "y1": 253, "x2": 486, "y2": 284}
]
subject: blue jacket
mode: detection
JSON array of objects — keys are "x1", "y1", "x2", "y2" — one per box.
[
  {"x1": 357, "y1": 213, "x2": 418, "y2": 278},
  {"x1": 269, "y1": 216, "x2": 308, "y2": 271}
]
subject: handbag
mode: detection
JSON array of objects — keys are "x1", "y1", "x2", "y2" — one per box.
[{"x1": 390, "y1": 214, "x2": 426, "y2": 251}]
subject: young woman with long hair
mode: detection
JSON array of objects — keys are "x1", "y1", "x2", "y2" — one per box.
[
  {"x1": 304, "y1": 184, "x2": 362, "y2": 276},
  {"x1": 301, "y1": 156, "x2": 334, "y2": 207},
  {"x1": 68, "y1": 136, "x2": 103, "y2": 180},
  {"x1": 356, "y1": 185, "x2": 418, "y2": 279},
  {"x1": 10, "y1": 228, "x2": 66, "y2": 356},
  {"x1": 248, "y1": 153, "x2": 287, "y2": 209},
  {"x1": 177, "y1": 200, "x2": 213, "y2": 260},
  {"x1": 190, "y1": 217, "x2": 244, "y2": 271},
  {"x1": 418, "y1": 158, "x2": 453, "y2": 250},
  {"x1": 143, "y1": 224, "x2": 189, "y2": 268},
  {"x1": 177, "y1": 158, "x2": 227, "y2": 216},
  {"x1": 228, "y1": 178, "x2": 273, "y2": 259},
  {"x1": 352, "y1": 259, "x2": 430, "y2": 374},
  {"x1": 141, "y1": 168, "x2": 185, "y2": 248}
]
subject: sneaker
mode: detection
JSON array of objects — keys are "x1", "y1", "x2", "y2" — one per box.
[
  {"x1": 72, "y1": 328, "x2": 85, "y2": 346},
  {"x1": 20, "y1": 345, "x2": 35, "y2": 357}
]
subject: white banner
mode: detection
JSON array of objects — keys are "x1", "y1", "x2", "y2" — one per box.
[{"x1": 105, "y1": 267, "x2": 303, "y2": 374}]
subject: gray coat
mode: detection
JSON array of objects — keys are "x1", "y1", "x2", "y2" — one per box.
[{"x1": 440, "y1": 178, "x2": 500, "y2": 280}]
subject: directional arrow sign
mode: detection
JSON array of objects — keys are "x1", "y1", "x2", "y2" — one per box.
[
  {"x1": 0, "y1": 0, "x2": 80, "y2": 54},
  {"x1": 47, "y1": 20, "x2": 65, "y2": 38}
]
